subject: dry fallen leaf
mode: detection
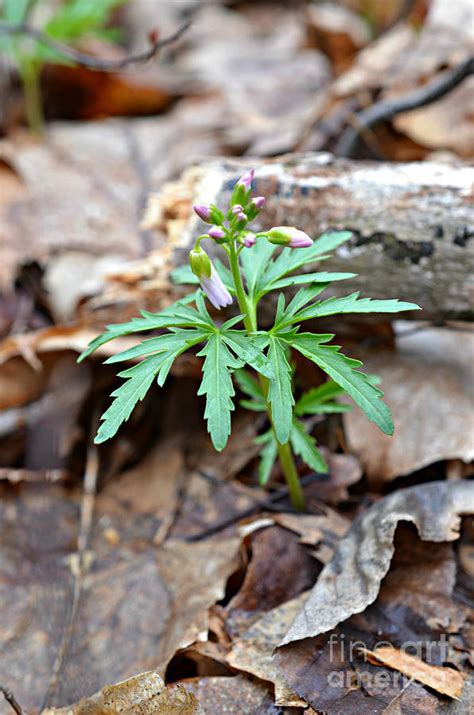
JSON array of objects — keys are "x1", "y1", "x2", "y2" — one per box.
[
  {"x1": 279, "y1": 480, "x2": 474, "y2": 647},
  {"x1": 226, "y1": 592, "x2": 309, "y2": 707},
  {"x1": 344, "y1": 326, "x2": 474, "y2": 482},
  {"x1": 361, "y1": 645, "x2": 464, "y2": 700},
  {"x1": 41, "y1": 669, "x2": 204, "y2": 714}
]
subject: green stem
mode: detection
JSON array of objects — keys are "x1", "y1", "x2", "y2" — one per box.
[
  {"x1": 20, "y1": 60, "x2": 44, "y2": 136},
  {"x1": 228, "y1": 242, "x2": 305, "y2": 509}
]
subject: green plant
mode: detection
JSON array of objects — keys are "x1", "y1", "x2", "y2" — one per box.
[
  {"x1": 79, "y1": 170, "x2": 420, "y2": 509},
  {"x1": 0, "y1": 0, "x2": 127, "y2": 133}
]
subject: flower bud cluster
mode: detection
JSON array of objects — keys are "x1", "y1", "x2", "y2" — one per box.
[{"x1": 189, "y1": 169, "x2": 314, "y2": 309}]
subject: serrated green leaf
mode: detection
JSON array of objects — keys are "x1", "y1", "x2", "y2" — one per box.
[
  {"x1": 281, "y1": 284, "x2": 331, "y2": 323},
  {"x1": 234, "y1": 369, "x2": 264, "y2": 400},
  {"x1": 77, "y1": 293, "x2": 202, "y2": 362},
  {"x1": 240, "y1": 398, "x2": 266, "y2": 412},
  {"x1": 289, "y1": 333, "x2": 394, "y2": 435},
  {"x1": 197, "y1": 333, "x2": 243, "y2": 451},
  {"x1": 267, "y1": 336, "x2": 294, "y2": 444},
  {"x1": 260, "y1": 231, "x2": 353, "y2": 291},
  {"x1": 94, "y1": 354, "x2": 164, "y2": 444},
  {"x1": 104, "y1": 329, "x2": 207, "y2": 365},
  {"x1": 290, "y1": 419, "x2": 328, "y2": 473},
  {"x1": 222, "y1": 330, "x2": 273, "y2": 378},
  {"x1": 95, "y1": 328, "x2": 198, "y2": 443},
  {"x1": 258, "y1": 434, "x2": 278, "y2": 486},
  {"x1": 287, "y1": 293, "x2": 421, "y2": 326},
  {"x1": 269, "y1": 271, "x2": 356, "y2": 291},
  {"x1": 295, "y1": 379, "x2": 349, "y2": 416}
]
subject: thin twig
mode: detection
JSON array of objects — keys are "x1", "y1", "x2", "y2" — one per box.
[
  {"x1": 0, "y1": 686, "x2": 23, "y2": 715},
  {"x1": 42, "y1": 441, "x2": 99, "y2": 709},
  {"x1": 0, "y1": 20, "x2": 191, "y2": 72},
  {"x1": 336, "y1": 55, "x2": 474, "y2": 157},
  {"x1": 184, "y1": 471, "x2": 328, "y2": 543}
]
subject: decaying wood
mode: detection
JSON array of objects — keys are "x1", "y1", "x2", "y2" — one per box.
[{"x1": 142, "y1": 154, "x2": 474, "y2": 322}]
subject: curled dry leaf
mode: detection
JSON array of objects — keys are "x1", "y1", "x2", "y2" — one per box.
[
  {"x1": 361, "y1": 646, "x2": 464, "y2": 700},
  {"x1": 41, "y1": 669, "x2": 204, "y2": 714},
  {"x1": 344, "y1": 327, "x2": 474, "y2": 482},
  {"x1": 280, "y1": 480, "x2": 474, "y2": 647}
]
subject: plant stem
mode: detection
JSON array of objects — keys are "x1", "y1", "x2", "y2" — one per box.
[
  {"x1": 20, "y1": 60, "x2": 44, "y2": 135},
  {"x1": 228, "y1": 242, "x2": 305, "y2": 510}
]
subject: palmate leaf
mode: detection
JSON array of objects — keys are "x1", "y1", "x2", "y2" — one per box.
[
  {"x1": 288, "y1": 333, "x2": 394, "y2": 435},
  {"x1": 268, "y1": 271, "x2": 355, "y2": 292},
  {"x1": 222, "y1": 330, "x2": 273, "y2": 378},
  {"x1": 197, "y1": 333, "x2": 243, "y2": 451},
  {"x1": 284, "y1": 292, "x2": 421, "y2": 326},
  {"x1": 94, "y1": 328, "x2": 205, "y2": 443},
  {"x1": 290, "y1": 419, "x2": 328, "y2": 473},
  {"x1": 267, "y1": 336, "x2": 294, "y2": 444}
]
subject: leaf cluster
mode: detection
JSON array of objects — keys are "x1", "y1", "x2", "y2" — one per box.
[{"x1": 79, "y1": 231, "x2": 420, "y2": 472}]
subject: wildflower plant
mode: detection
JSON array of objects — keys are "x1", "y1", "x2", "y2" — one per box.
[{"x1": 79, "y1": 169, "x2": 420, "y2": 509}]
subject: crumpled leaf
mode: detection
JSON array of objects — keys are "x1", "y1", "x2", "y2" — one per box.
[
  {"x1": 275, "y1": 522, "x2": 472, "y2": 713},
  {"x1": 344, "y1": 327, "x2": 474, "y2": 482},
  {"x1": 361, "y1": 646, "x2": 464, "y2": 700},
  {"x1": 280, "y1": 480, "x2": 474, "y2": 646},
  {"x1": 41, "y1": 669, "x2": 204, "y2": 714}
]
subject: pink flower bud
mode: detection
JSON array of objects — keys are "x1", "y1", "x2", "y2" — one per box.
[
  {"x1": 193, "y1": 204, "x2": 212, "y2": 223},
  {"x1": 237, "y1": 169, "x2": 254, "y2": 191},
  {"x1": 236, "y1": 212, "x2": 247, "y2": 222},
  {"x1": 200, "y1": 266, "x2": 233, "y2": 309},
  {"x1": 243, "y1": 232, "x2": 256, "y2": 248},
  {"x1": 208, "y1": 225, "x2": 226, "y2": 240},
  {"x1": 232, "y1": 204, "x2": 244, "y2": 215},
  {"x1": 252, "y1": 196, "x2": 265, "y2": 210},
  {"x1": 267, "y1": 226, "x2": 313, "y2": 248}
]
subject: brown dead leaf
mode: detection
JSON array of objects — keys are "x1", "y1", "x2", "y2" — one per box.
[
  {"x1": 227, "y1": 525, "x2": 320, "y2": 617},
  {"x1": 41, "y1": 669, "x2": 203, "y2": 714},
  {"x1": 344, "y1": 327, "x2": 474, "y2": 482},
  {"x1": 178, "y1": 674, "x2": 280, "y2": 715},
  {"x1": 275, "y1": 522, "x2": 471, "y2": 713},
  {"x1": 361, "y1": 645, "x2": 464, "y2": 699},
  {"x1": 280, "y1": 480, "x2": 474, "y2": 647},
  {"x1": 226, "y1": 592, "x2": 309, "y2": 707},
  {"x1": 394, "y1": 79, "x2": 474, "y2": 158},
  {"x1": 0, "y1": 469, "x2": 241, "y2": 711}
]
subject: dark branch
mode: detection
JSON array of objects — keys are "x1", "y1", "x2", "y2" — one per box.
[
  {"x1": 0, "y1": 686, "x2": 23, "y2": 715},
  {"x1": 335, "y1": 55, "x2": 474, "y2": 157},
  {"x1": 0, "y1": 20, "x2": 191, "y2": 72}
]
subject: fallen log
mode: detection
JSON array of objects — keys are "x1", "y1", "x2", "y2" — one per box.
[{"x1": 140, "y1": 154, "x2": 474, "y2": 322}]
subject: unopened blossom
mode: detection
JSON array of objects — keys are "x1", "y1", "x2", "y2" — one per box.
[
  {"x1": 243, "y1": 232, "x2": 256, "y2": 248},
  {"x1": 251, "y1": 196, "x2": 265, "y2": 210},
  {"x1": 193, "y1": 204, "x2": 212, "y2": 223},
  {"x1": 267, "y1": 226, "x2": 313, "y2": 248},
  {"x1": 208, "y1": 225, "x2": 226, "y2": 240},
  {"x1": 231, "y1": 204, "x2": 244, "y2": 215},
  {"x1": 237, "y1": 169, "x2": 254, "y2": 191},
  {"x1": 200, "y1": 266, "x2": 233, "y2": 309}
]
